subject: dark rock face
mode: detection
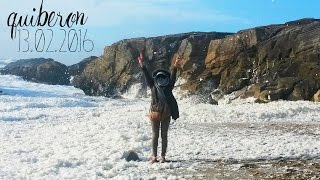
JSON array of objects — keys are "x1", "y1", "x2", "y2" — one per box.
[
  {"x1": 73, "y1": 32, "x2": 231, "y2": 96},
  {"x1": 68, "y1": 56, "x2": 98, "y2": 76},
  {"x1": 2, "y1": 58, "x2": 69, "y2": 85}
]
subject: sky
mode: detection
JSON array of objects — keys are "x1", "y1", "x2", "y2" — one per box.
[{"x1": 0, "y1": 0, "x2": 319, "y2": 65}]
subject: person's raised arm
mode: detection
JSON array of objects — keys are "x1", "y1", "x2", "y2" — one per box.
[
  {"x1": 169, "y1": 55, "x2": 183, "y2": 89},
  {"x1": 138, "y1": 52, "x2": 154, "y2": 87}
]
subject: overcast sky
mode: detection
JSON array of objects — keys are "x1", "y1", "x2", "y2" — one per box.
[{"x1": 0, "y1": 0, "x2": 319, "y2": 65}]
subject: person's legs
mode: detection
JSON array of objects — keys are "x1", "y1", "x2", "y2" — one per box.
[
  {"x1": 151, "y1": 120, "x2": 160, "y2": 157},
  {"x1": 160, "y1": 116, "x2": 171, "y2": 158}
]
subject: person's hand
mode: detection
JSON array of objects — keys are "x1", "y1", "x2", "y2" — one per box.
[
  {"x1": 138, "y1": 52, "x2": 143, "y2": 67},
  {"x1": 170, "y1": 119, "x2": 177, "y2": 128},
  {"x1": 174, "y1": 55, "x2": 183, "y2": 68}
]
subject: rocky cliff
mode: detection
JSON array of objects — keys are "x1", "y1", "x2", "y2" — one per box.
[
  {"x1": 206, "y1": 18, "x2": 320, "y2": 102},
  {"x1": 74, "y1": 18, "x2": 320, "y2": 102},
  {"x1": 73, "y1": 32, "x2": 232, "y2": 96},
  {"x1": 3, "y1": 18, "x2": 319, "y2": 102}
]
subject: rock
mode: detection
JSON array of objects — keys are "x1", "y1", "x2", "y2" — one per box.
[
  {"x1": 74, "y1": 18, "x2": 320, "y2": 103},
  {"x1": 69, "y1": 56, "x2": 98, "y2": 86},
  {"x1": 123, "y1": 151, "x2": 140, "y2": 162},
  {"x1": 4, "y1": 58, "x2": 51, "y2": 70},
  {"x1": 205, "y1": 18, "x2": 320, "y2": 101},
  {"x1": 244, "y1": 77, "x2": 299, "y2": 101},
  {"x1": 36, "y1": 61, "x2": 69, "y2": 85},
  {"x1": 207, "y1": 96, "x2": 218, "y2": 105},
  {"x1": 68, "y1": 56, "x2": 98, "y2": 76},
  {"x1": 2, "y1": 58, "x2": 52, "y2": 78},
  {"x1": 288, "y1": 80, "x2": 318, "y2": 101},
  {"x1": 314, "y1": 90, "x2": 320, "y2": 102},
  {"x1": 254, "y1": 98, "x2": 268, "y2": 103},
  {"x1": 276, "y1": 77, "x2": 300, "y2": 90},
  {"x1": 192, "y1": 94, "x2": 218, "y2": 105},
  {"x1": 2, "y1": 58, "x2": 69, "y2": 85},
  {"x1": 286, "y1": 18, "x2": 319, "y2": 26},
  {"x1": 259, "y1": 89, "x2": 283, "y2": 102},
  {"x1": 210, "y1": 89, "x2": 224, "y2": 102},
  {"x1": 241, "y1": 84, "x2": 267, "y2": 99},
  {"x1": 205, "y1": 28, "x2": 273, "y2": 93},
  {"x1": 74, "y1": 32, "x2": 231, "y2": 96}
]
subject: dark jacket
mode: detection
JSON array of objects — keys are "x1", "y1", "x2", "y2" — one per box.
[{"x1": 141, "y1": 65, "x2": 179, "y2": 120}]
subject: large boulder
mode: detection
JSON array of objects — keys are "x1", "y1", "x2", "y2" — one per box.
[
  {"x1": 2, "y1": 58, "x2": 69, "y2": 85},
  {"x1": 73, "y1": 32, "x2": 232, "y2": 96}
]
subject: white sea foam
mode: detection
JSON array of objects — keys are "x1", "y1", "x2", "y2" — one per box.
[{"x1": 0, "y1": 74, "x2": 320, "y2": 179}]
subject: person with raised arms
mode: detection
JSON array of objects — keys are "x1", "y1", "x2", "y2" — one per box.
[{"x1": 138, "y1": 52, "x2": 182, "y2": 163}]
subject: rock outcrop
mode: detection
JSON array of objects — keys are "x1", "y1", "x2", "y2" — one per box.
[
  {"x1": 68, "y1": 56, "x2": 98, "y2": 76},
  {"x1": 73, "y1": 32, "x2": 232, "y2": 96},
  {"x1": 74, "y1": 18, "x2": 320, "y2": 102},
  {"x1": 2, "y1": 58, "x2": 70, "y2": 85},
  {"x1": 205, "y1": 18, "x2": 320, "y2": 102},
  {"x1": 4, "y1": 18, "x2": 316, "y2": 103}
]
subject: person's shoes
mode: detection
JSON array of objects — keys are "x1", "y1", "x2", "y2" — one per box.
[
  {"x1": 159, "y1": 156, "x2": 166, "y2": 163},
  {"x1": 150, "y1": 156, "x2": 158, "y2": 164}
]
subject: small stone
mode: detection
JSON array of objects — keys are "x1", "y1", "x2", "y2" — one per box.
[{"x1": 124, "y1": 151, "x2": 140, "y2": 162}]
